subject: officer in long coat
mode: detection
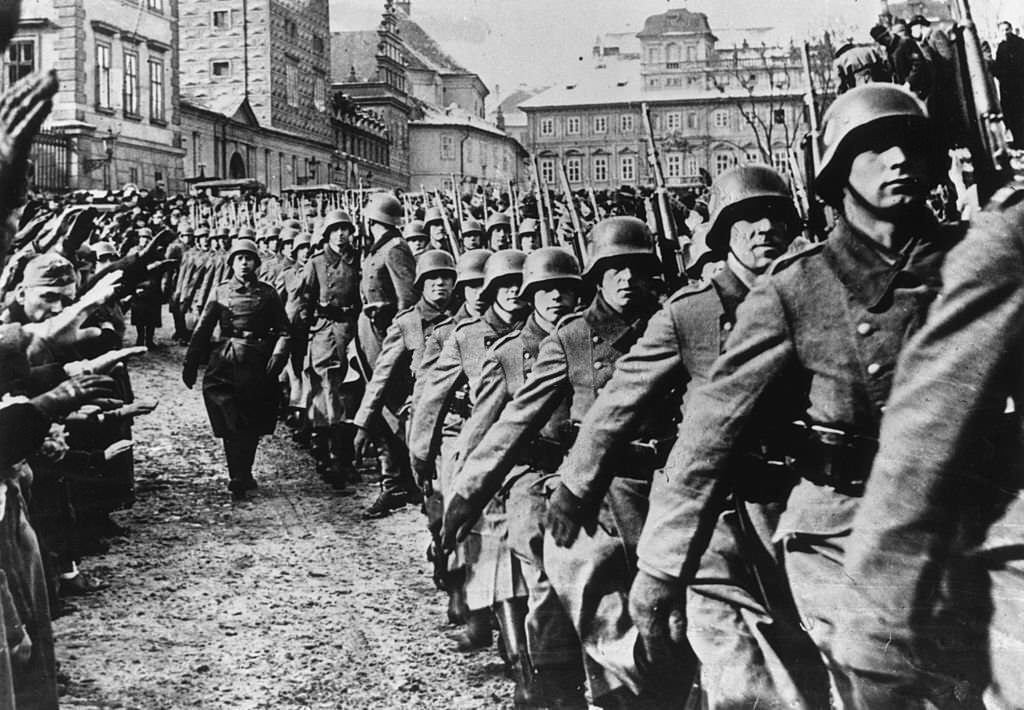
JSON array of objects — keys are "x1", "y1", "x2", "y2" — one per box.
[
  {"x1": 629, "y1": 84, "x2": 968, "y2": 706},
  {"x1": 443, "y1": 247, "x2": 585, "y2": 707},
  {"x1": 548, "y1": 166, "x2": 829, "y2": 708},
  {"x1": 293, "y1": 210, "x2": 362, "y2": 491},
  {"x1": 444, "y1": 218, "x2": 671, "y2": 708},
  {"x1": 183, "y1": 238, "x2": 290, "y2": 499}
]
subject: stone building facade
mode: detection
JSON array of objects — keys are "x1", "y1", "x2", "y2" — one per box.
[{"x1": 9, "y1": 0, "x2": 184, "y2": 192}]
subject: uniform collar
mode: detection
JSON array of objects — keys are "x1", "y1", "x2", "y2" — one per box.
[
  {"x1": 453, "y1": 303, "x2": 474, "y2": 323},
  {"x1": 584, "y1": 293, "x2": 653, "y2": 348},
  {"x1": 483, "y1": 305, "x2": 520, "y2": 337},
  {"x1": 712, "y1": 265, "x2": 750, "y2": 321},
  {"x1": 416, "y1": 298, "x2": 449, "y2": 323},
  {"x1": 521, "y1": 314, "x2": 551, "y2": 348},
  {"x1": 231, "y1": 274, "x2": 255, "y2": 292},
  {"x1": 368, "y1": 230, "x2": 397, "y2": 255},
  {"x1": 824, "y1": 213, "x2": 945, "y2": 310}
]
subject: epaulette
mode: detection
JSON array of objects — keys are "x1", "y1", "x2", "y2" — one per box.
[
  {"x1": 452, "y1": 315, "x2": 483, "y2": 332},
  {"x1": 394, "y1": 305, "x2": 416, "y2": 320},
  {"x1": 489, "y1": 328, "x2": 522, "y2": 353},
  {"x1": 554, "y1": 311, "x2": 585, "y2": 333},
  {"x1": 769, "y1": 241, "x2": 826, "y2": 275},
  {"x1": 666, "y1": 279, "x2": 714, "y2": 304}
]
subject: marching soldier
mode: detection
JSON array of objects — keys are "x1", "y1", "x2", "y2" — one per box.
[
  {"x1": 182, "y1": 238, "x2": 290, "y2": 499},
  {"x1": 424, "y1": 206, "x2": 448, "y2": 252},
  {"x1": 460, "y1": 219, "x2": 485, "y2": 251},
  {"x1": 356, "y1": 193, "x2": 418, "y2": 513},
  {"x1": 443, "y1": 247, "x2": 586, "y2": 708},
  {"x1": 547, "y1": 166, "x2": 829, "y2": 708},
  {"x1": 517, "y1": 218, "x2": 540, "y2": 253},
  {"x1": 293, "y1": 209, "x2": 363, "y2": 492},
  {"x1": 443, "y1": 218, "x2": 668, "y2": 709},
  {"x1": 485, "y1": 213, "x2": 513, "y2": 251},
  {"x1": 408, "y1": 250, "x2": 527, "y2": 647},
  {"x1": 403, "y1": 220, "x2": 430, "y2": 258},
  {"x1": 630, "y1": 84, "x2": 965, "y2": 706},
  {"x1": 354, "y1": 250, "x2": 457, "y2": 518},
  {"x1": 166, "y1": 223, "x2": 193, "y2": 343}
]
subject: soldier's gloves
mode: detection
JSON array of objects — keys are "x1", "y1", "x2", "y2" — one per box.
[
  {"x1": 31, "y1": 374, "x2": 118, "y2": 420},
  {"x1": 546, "y1": 483, "x2": 591, "y2": 548},
  {"x1": 628, "y1": 570, "x2": 687, "y2": 668},
  {"x1": 266, "y1": 352, "x2": 288, "y2": 379},
  {"x1": 182, "y1": 364, "x2": 197, "y2": 390},
  {"x1": 440, "y1": 493, "x2": 480, "y2": 553},
  {"x1": 353, "y1": 425, "x2": 372, "y2": 461},
  {"x1": 64, "y1": 345, "x2": 147, "y2": 377}
]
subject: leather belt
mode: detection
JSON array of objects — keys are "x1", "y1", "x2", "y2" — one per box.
[
  {"x1": 317, "y1": 302, "x2": 359, "y2": 323},
  {"x1": 786, "y1": 421, "x2": 877, "y2": 497}
]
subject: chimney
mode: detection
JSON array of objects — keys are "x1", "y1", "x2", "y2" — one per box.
[{"x1": 395, "y1": 1, "x2": 410, "y2": 16}]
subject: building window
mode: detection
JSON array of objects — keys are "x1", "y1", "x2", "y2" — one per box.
[
  {"x1": 284, "y1": 19, "x2": 298, "y2": 39},
  {"x1": 648, "y1": 46, "x2": 661, "y2": 64},
  {"x1": 123, "y1": 50, "x2": 139, "y2": 115},
  {"x1": 566, "y1": 156, "x2": 582, "y2": 183},
  {"x1": 211, "y1": 60, "x2": 231, "y2": 77},
  {"x1": 686, "y1": 111, "x2": 698, "y2": 130},
  {"x1": 149, "y1": 59, "x2": 164, "y2": 121},
  {"x1": 620, "y1": 114, "x2": 634, "y2": 133},
  {"x1": 212, "y1": 10, "x2": 231, "y2": 29},
  {"x1": 666, "y1": 152, "x2": 682, "y2": 178},
  {"x1": 314, "y1": 75, "x2": 326, "y2": 111},
  {"x1": 312, "y1": 35, "x2": 325, "y2": 54},
  {"x1": 441, "y1": 134, "x2": 454, "y2": 160},
  {"x1": 540, "y1": 117, "x2": 554, "y2": 136},
  {"x1": 129, "y1": 167, "x2": 139, "y2": 183},
  {"x1": 285, "y1": 61, "x2": 298, "y2": 107},
  {"x1": 593, "y1": 155, "x2": 608, "y2": 182},
  {"x1": 685, "y1": 156, "x2": 699, "y2": 176},
  {"x1": 147, "y1": 0, "x2": 163, "y2": 12},
  {"x1": 539, "y1": 157, "x2": 555, "y2": 185},
  {"x1": 714, "y1": 151, "x2": 734, "y2": 175},
  {"x1": 620, "y1": 155, "x2": 636, "y2": 182},
  {"x1": 96, "y1": 42, "x2": 112, "y2": 109},
  {"x1": 772, "y1": 147, "x2": 789, "y2": 173},
  {"x1": 713, "y1": 109, "x2": 730, "y2": 129},
  {"x1": 566, "y1": 116, "x2": 581, "y2": 135},
  {"x1": 593, "y1": 115, "x2": 607, "y2": 134},
  {"x1": 6, "y1": 39, "x2": 35, "y2": 89},
  {"x1": 666, "y1": 112, "x2": 681, "y2": 131}
]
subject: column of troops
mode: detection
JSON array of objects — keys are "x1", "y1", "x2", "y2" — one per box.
[{"x1": 164, "y1": 78, "x2": 1024, "y2": 709}]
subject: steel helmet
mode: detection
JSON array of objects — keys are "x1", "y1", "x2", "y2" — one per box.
[
  {"x1": 92, "y1": 241, "x2": 118, "y2": 260},
  {"x1": 237, "y1": 226, "x2": 257, "y2": 240},
  {"x1": 461, "y1": 218, "x2": 484, "y2": 235},
  {"x1": 178, "y1": 223, "x2": 195, "y2": 237},
  {"x1": 705, "y1": 165, "x2": 799, "y2": 254},
  {"x1": 423, "y1": 206, "x2": 445, "y2": 227},
  {"x1": 517, "y1": 217, "x2": 539, "y2": 235},
  {"x1": 521, "y1": 247, "x2": 581, "y2": 296},
  {"x1": 293, "y1": 232, "x2": 312, "y2": 251},
  {"x1": 583, "y1": 216, "x2": 658, "y2": 277},
  {"x1": 323, "y1": 209, "x2": 354, "y2": 231},
  {"x1": 283, "y1": 219, "x2": 303, "y2": 231},
  {"x1": 403, "y1": 220, "x2": 428, "y2": 241},
  {"x1": 482, "y1": 249, "x2": 526, "y2": 295},
  {"x1": 485, "y1": 212, "x2": 511, "y2": 233},
  {"x1": 215, "y1": 226, "x2": 231, "y2": 239},
  {"x1": 816, "y1": 83, "x2": 940, "y2": 204},
  {"x1": 414, "y1": 249, "x2": 457, "y2": 287},
  {"x1": 456, "y1": 248, "x2": 491, "y2": 286},
  {"x1": 227, "y1": 238, "x2": 261, "y2": 266},
  {"x1": 278, "y1": 227, "x2": 298, "y2": 244},
  {"x1": 363, "y1": 193, "x2": 404, "y2": 228}
]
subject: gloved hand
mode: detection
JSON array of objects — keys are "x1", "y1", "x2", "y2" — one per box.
[
  {"x1": 440, "y1": 493, "x2": 480, "y2": 553},
  {"x1": 266, "y1": 352, "x2": 287, "y2": 378},
  {"x1": 545, "y1": 482, "x2": 591, "y2": 548},
  {"x1": 628, "y1": 570, "x2": 687, "y2": 668},
  {"x1": 182, "y1": 364, "x2": 197, "y2": 389},
  {"x1": 65, "y1": 345, "x2": 147, "y2": 376},
  {"x1": 31, "y1": 374, "x2": 118, "y2": 419},
  {"x1": 9, "y1": 627, "x2": 31, "y2": 667},
  {"x1": 353, "y1": 425, "x2": 372, "y2": 461},
  {"x1": 412, "y1": 456, "x2": 435, "y2": 494}
]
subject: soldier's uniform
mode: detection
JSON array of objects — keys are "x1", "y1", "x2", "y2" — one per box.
[{"x1": 637, "y1": 86, "x2": 963, "y2": 704}]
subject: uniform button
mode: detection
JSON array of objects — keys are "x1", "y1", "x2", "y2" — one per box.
[
  {"x1": 866, "y1": 362, "x2": 881, "y2": 375},
  {"x1": 594, "y1": 361, "x2": 604, "y2": 370},
  {"x1": 524, "y1": 352, "x2": 532, "y2": 359},
  {"x1": 857, "y1": 322, "x2": 872, "y2": 335},
  {"x1": 592, "y1": 335, "x2": 601, "y2": 344},
  {"x1": 723, "y1": 322, "x2": 733, "y2": 332}
]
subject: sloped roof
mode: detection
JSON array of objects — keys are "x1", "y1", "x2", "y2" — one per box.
[
  {"x1": 331, "y1": 30, "x2": 379, "y2": 83},
  {"x1": 637, "y1": 8, "x2": 714, "y2": 38},
  {"x1": 411, "y1": 104, "x2": 510, "y2": 138},
  {"x1": 396, "y1": 12, "x2": 469, "y2": 75}
]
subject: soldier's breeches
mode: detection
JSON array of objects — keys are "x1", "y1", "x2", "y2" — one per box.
[
  {"x1": 506, "y1": 472, "x2": 580, "y2": 669},
  {"x1": 463, "y1": 495, "x2": 527, "y2": 611}
]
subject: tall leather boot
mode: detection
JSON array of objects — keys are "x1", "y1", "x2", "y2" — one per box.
[
  {"x1": 310, "y1": 428, "x2": 330, "y2": 478},
  {"x1": 445, "y1": 568, "x2": 468, "y2": 625},
  {"x1": 237, "y1": 434, "x2": 259, "y2": 492},
  {"x1": 532, "y1": 664, "x2": 588, "y2": 710},
  {"x1": 451, "y1": 607, "x2": 492, "y2": 652},
  {"x1": 327, "y1": 424, "x2": 357, "y2": 495},
  {"x1": 223, "y1": 438, "x2": 246, "y2": 499},
  {"x1": 495, "y1": 598, "x2": 539, "y2": 707}
]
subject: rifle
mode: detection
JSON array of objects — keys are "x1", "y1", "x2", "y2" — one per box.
[
  {"x1": 506, "y1": 179, "x2": 520, "y2": 235},
  {"x1": 557, "y1": 160, "x2": 587, "y2": 267},
  {"x1": 530, "y1": 155, "x2": 553, "y2": 247},
  {"x1": 433, "y1": 190, "x2": 462, "y2": 256},
  {"x1": 800, "y1": 42, "x2": 829, "y2": 238},
  {"x1": 949, "y1": 0, "x2": 1021, "y2": 203},
  {"x1": 641, "y1": 103, "x2": 686, "y2": 288},
  {"x1": 450, "y1": 174, "x2": 465, "y2": 230}
]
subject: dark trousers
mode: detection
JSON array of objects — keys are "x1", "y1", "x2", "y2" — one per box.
[{"x1": 223, "y1": 435, "x2": 259, "y2": 491}]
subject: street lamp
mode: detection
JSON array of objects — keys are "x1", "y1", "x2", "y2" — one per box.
[{"x1": 83, "y1": 127, "x2": 116, "y2": 173}]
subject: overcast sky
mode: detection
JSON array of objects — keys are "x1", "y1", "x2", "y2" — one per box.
[{"x1": 330, "y1": 0, "x2": 1023, "y2": 102}]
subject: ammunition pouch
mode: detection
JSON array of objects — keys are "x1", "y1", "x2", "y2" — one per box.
[
  {"x1": 785, "y1": 421, "x2": 878, "y2": 497},
  {"x1": 521, "y1": 436, "x2": 566, "y2": 473},
  {"x1": 449, "y1": 383, "x2": 472, "y2": 419}
]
